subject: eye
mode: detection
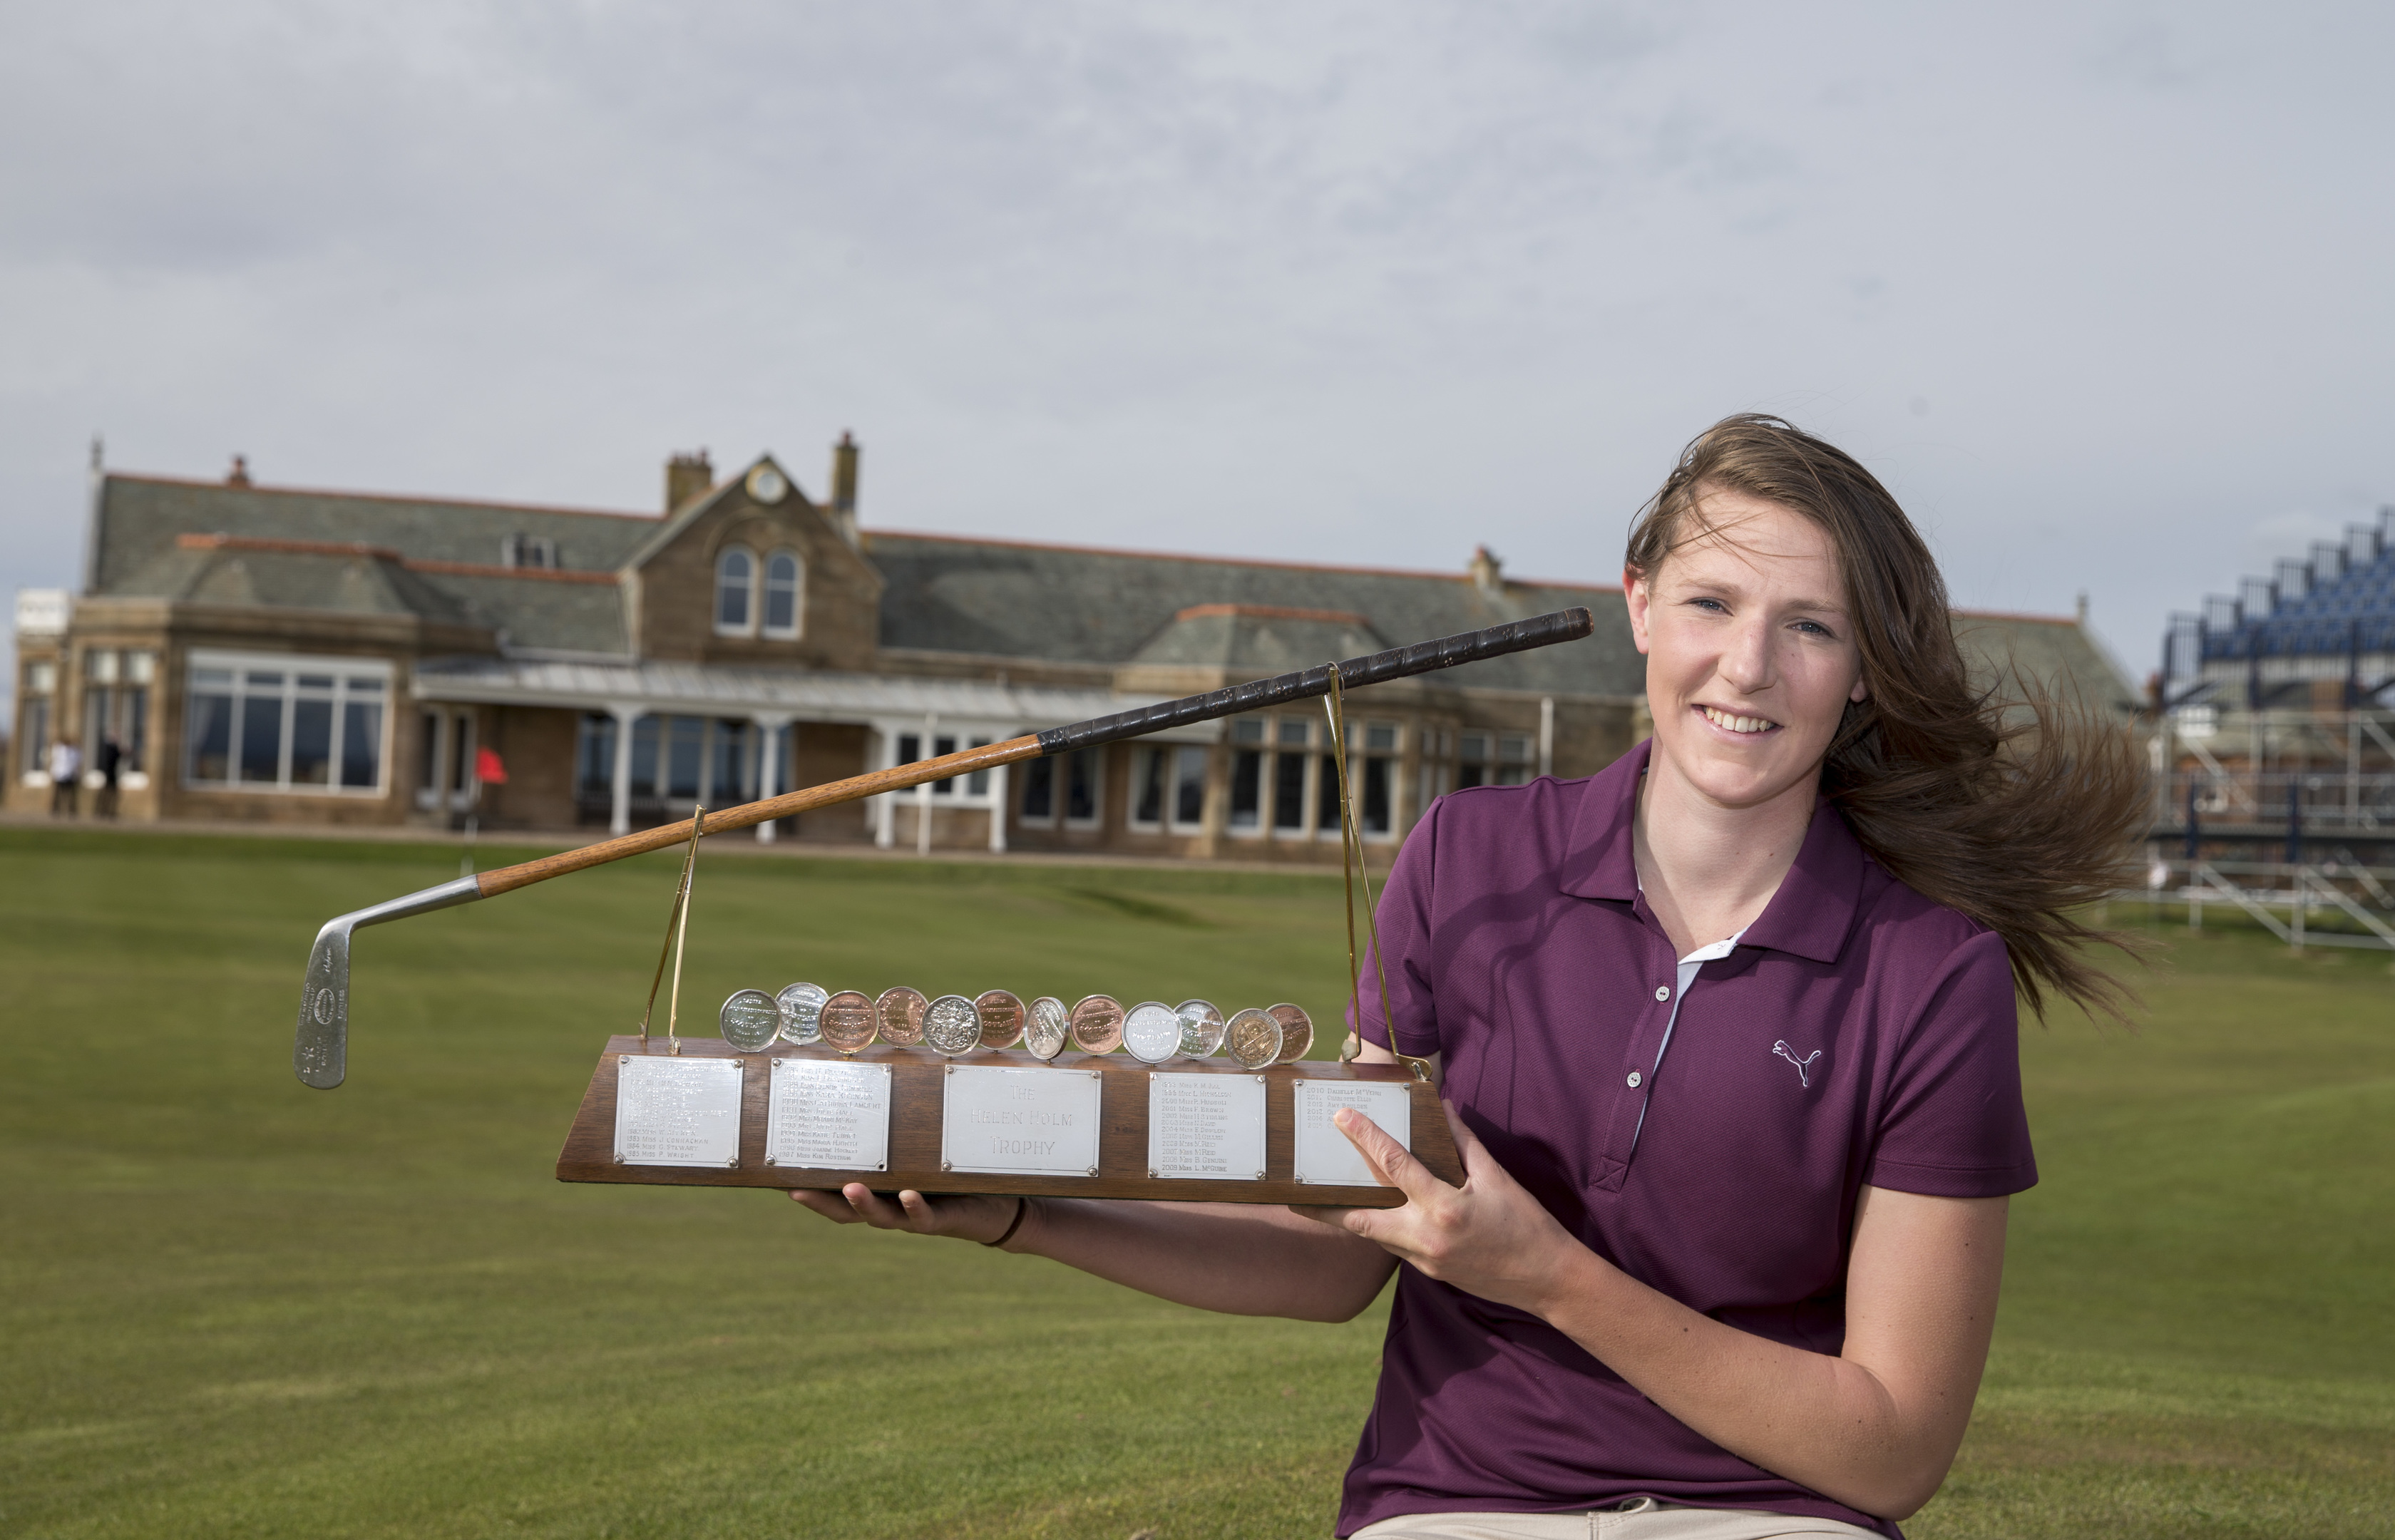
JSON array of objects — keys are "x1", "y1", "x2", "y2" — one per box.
[
  {"x1": 1793, "y1": 620, "x2": 1836, "y2": 639},
  {"x1": 1688, "y1": 597, "x2": 1729, "y2": 614}
]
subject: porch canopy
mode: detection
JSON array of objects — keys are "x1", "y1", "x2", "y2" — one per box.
[{"x1": 411, "y1": 655, "x2": 1216, "y2": 838}]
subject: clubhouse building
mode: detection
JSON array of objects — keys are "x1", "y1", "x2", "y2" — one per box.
[{"x1": 9, "y1": 438, "x2": 2142, "y2": 862}]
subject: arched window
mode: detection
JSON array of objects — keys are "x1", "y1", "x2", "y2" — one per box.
[
  {"x1": 714, "y1": 547, "x2": 755, "y2": 635},
  {"x1": 763, "y1": 550, "x2": 802, "y2": 637}
]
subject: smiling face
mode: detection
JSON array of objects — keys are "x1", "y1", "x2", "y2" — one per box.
[{"x1": 1625, "y1": 487, "x2": 1868, "y2": 813}]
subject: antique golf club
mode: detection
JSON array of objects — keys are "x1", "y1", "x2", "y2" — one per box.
[{"x1": 294, "y1": 606, "x2": 1596, "y2": 1088}]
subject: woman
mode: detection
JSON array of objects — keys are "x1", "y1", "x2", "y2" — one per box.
[{"x1": 793, "y1": 416, "x2": 2146, "y2": 1538}]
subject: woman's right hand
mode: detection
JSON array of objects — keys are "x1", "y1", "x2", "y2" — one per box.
[{"x1": 789, "y1": 1184, "x2": 1025, "y2": 1246}]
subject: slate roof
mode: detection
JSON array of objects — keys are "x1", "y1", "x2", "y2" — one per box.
[
  {"x1": 865, "y1": 532, "x2": 1643, "y2": 697},
  {"x1": 92, "y1": 475, "x2": 647, "y2": 653},
  {"x1": 82, "y1": 468, "x2": 2139, "y2": 717}
]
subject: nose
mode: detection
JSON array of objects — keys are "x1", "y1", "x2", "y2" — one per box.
[{"x1": 1718, "y1": 612, "x2": 1776, "y2": 696}]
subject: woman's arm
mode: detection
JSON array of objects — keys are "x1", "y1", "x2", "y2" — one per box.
[
  {"x1": 788, "y1": 1181, "x2": 1397, "y2": 1323},
  {"x1": 1311, "y1": 1110, "x2": 2006, "y2": 1521}
]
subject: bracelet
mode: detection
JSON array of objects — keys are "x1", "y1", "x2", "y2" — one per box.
[{"x1": 983, "y1": 1195, "x2": 1029, "y2": 1249}]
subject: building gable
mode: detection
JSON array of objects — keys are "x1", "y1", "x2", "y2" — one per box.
[{"x1": 625, "y1": 455, "x2": 883, "y2": 669}]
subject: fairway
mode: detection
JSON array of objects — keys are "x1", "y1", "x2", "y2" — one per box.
[{"x1": 1, "y1": 828, "x2": 2389, "y2": 1539}]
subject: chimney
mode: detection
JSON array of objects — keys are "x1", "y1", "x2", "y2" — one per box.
[
  {"x1": 226, "y1": 455, "x2": 252, "y2": 488},
  {"x1": 1468, "y1": 544, "x2": 1502, "y2": 597},
  {"x1": 665, "y1": 450, "x2": 713, "y2": 513},
  {"x1": 2076, "y1": 590, "x2": 2090, "y2": 625},
  {"x1": 829, "y1": 431, "x2": 861, "y2": 548}
]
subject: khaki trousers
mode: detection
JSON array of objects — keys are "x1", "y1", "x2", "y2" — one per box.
[{"x1": 1351, "y1": 1499, "x2": 1878, "y2": 1539}]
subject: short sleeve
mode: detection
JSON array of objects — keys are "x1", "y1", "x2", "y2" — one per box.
[
  {"x1": 1348, "y1": 796, "x2": 1445, "y2": 1059},
  {"x1": 1864, "y1": 928, "x2": 2038, "y2": 1198}
]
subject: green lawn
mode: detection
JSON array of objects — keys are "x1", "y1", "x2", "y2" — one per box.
[{"x1": 0, "y1": 829, "x2": 2388, "y2": 1539}]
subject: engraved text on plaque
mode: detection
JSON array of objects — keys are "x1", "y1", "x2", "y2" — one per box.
[
  {"x1": 1291, "y1": 1079, "x2": 1410, "y2": 1187},
  {"x1": 1147, "y1": 1072, "x2": 1267, "y2": 1180},
  {"x1": 940, "y1": 1065, "x2": 1104, "y2": 1176},
  {"x1": 766, "y1": 1057, "x2": 892, "y2": 1172},
  {"x1": 614, "y1": 1055, "x2": 744, "y2": 1169}
]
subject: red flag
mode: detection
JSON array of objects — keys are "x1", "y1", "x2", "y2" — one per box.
[{"x1": 475, "y1": 746, "x2": 508, "y2": 784}]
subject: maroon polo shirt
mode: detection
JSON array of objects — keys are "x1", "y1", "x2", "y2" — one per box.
[{"x1": 1341, "y1": 741, "x2": 2035, "y2": 1539}]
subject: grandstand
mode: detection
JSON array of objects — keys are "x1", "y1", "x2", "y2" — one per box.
[{"x1": 2150, "y1": 506, "x2": 2395, "y2": 919}]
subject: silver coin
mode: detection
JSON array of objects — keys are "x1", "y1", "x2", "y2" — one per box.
[
  {"x1": 719, "y1": 987, "x2": 783, "y2": 1052},
  {"x1": 1122, "y1": 1001, "x2": 1181, "y2": 1064},
  {"x1": 1174, "y1": 998, "x2": 1226, "y2": 1059},
  {"x1": 1268, "y1": 1002, "x2": 1315, "y2": 1064},
  {"x1": 1024, "y1": 996, "x2": 1070, "y2": 1060},
  {"x1": 776, "y1": 982, "x2": 829, "y2": 1045},
  {"x1": 1224, "y1": 1007, "x2": 1283, "y2": 1070},
  {"x1": 924, "y1": 994, "x2": 983, "y2": 1057}
]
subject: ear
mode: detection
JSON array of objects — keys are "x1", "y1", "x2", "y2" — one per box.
[
  {"x1": 1849, "y1": 669, "x2": 1870, "y2": 704},
  {"x1": 1624, "y1": 566, "x2": 1653, "y2": 655}
]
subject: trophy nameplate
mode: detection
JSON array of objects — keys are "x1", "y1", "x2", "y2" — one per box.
[
  {"x1": 940, "y1": 1064, "x2": 1103, "y2": 1177},
  {"x1": 1291, "y1": 1078, "x2": 1410, "y2": 1186},
  {"x1": 613, "y1": 1054, "x2": 744, "y2": 1169},
  {"x1": 1148, "y1": 1072, "x2": 1267, "y2": 1181},
  {"x1": 766, "y1": 1057, "x2": 892, "y2": 1172}
]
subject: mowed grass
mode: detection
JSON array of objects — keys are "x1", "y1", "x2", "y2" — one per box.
[{"x1": 0, "y1": 829, "x2": 2389, "y2": 1539}]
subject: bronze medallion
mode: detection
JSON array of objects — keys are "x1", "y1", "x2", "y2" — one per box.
[
  {"x1": 876, "y1": 985, "x2": 928, "y2": 1048},
  {"x1": 1174, "y1": 998, "x2": 1226, "y2": 1059},
  {"x1": 1122, "y1": 1000, "x2": 1181, "y2": 1064},
  {"x1": 974, "y1": 989, "x2": 1026, "y2": 1051},
  {"x1": 924, "y1": 994, "x2": 983, "y2": 1057},
  {"x1": 1024, "y1": 996, "x2": 1071, "y2": 1060},
  {"x1": 776, "y1": 981, "x2": 828, "y2": 1046},
  {"x1": 818, "y1": 990, "x2": 877, "y2": 1054},
  {"x1": 1267, "y1": 1002, "x2": 1315, "y2": 1064},
  {"x1": 719, "y1": 987, "x2": 783, "y2": 1052},
  {"x1": 1223, "y1": 1007, "x2": 1283, "y2": 1070},
  {"x1": 1069, "y1": 994, "x2": 1124, "y2": 1055}
]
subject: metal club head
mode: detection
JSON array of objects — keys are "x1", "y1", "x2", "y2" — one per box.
[{"x1": 294, "y1": 876, "x2": 483, "y2": 1089}]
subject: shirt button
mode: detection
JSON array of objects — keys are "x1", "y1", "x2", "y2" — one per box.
[
  {"x1": 1626, "y1": 1071, "x2": 1643, "y2": 1088},
  {"x1": 1654, "y1": 985, "x2": 1671, "y2": 1002}
]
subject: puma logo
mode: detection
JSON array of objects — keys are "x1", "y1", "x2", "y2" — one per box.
[{"x1": 1773, "y1": 1040, "x2": 1822, "y2": 1088}]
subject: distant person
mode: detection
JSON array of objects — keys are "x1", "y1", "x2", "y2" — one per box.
[
  {"x1": 48, "y1": 739, "x2": 81, "y2": 816},
  {"x1": 792, "y1": 416, "x2": 2148, "y2": 1539},
  {"x1": 95, "y1": 733, "x2": 123, "y2": 819}
]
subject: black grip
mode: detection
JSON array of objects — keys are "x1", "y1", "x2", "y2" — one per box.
[{"x1": 1035, "y1": 607, "x2": 1596, "y2": 756}]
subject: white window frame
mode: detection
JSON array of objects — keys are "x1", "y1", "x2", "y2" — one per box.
[
  {"x1": 761, "y1": 548, "x2": 804, "y2": 639},
  {"x1": 714, "y1": 545, "x2": 758, "y2": 637},
  {"x1": 184, "y1": 648, "x2": 392, "y2": 796}
]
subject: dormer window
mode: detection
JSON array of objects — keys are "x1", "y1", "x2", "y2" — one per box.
[
  {"x1": 762, "y1": 550, "x2": 801, "y2": 638},
  {"x1": 501, "y1": 533, "x2": 556, "y2": 569},
  {"x1": 714, "y1": 546, "x2": 756, "y2": 634}
]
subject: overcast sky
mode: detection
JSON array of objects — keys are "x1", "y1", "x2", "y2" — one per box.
[{"x1": 5, "y1": 1, "x2": 2391, "y2": 722}]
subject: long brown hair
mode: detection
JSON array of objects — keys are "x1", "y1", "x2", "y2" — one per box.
[{"x1": 1626, "y1": 414, "x2": 2149, "y2": 1022}]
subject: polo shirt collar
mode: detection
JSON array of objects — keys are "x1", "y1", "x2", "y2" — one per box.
[{"x1": 1558, "y1": 738, "x2": 1867, "y2": 965}]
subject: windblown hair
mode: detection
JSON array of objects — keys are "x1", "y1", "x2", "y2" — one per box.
[{"x1": 1626, "y1": 414, "x2": 2150, "y2": 1022}]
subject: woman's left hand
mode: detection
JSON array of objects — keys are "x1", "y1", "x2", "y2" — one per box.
[{"x1": 1296, "y1": 1104, "x2": 1587, "y2": 1315}]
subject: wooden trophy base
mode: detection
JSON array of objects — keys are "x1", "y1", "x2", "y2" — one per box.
[{"x1": 555, "y1": 1035, "x2": 1458, "y2": 1207}]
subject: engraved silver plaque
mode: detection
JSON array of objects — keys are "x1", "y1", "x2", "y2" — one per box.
[
  {"x1": 1023, "y1": 996, "x2": 1070, "y2": 1061},
  {"x1": 924, "y1": 993, "x2": 983, "y2": 1057},
  {"x1": 940, "y1": 1064, "x2": 1103, "y2": 1176},
  {"x1": 1174, "y1": 998, "x2": 1226, "y2": 1059},
  {"x1": 776, "y1": 981, "x2": 829, "y2": 1045},
  {"x1": 1148, "y1": 1072, "x2": 1267, "y2": 1181},
  {"x1": 1122, "y1": 1000, "x2": 1181, "y2": 1064},
  {"x1": 1291, "y1": 1079, "x2": 1410, "y2": 1186},
  {"x1": 766, "y1": 1057, "x2": 891, "y2": 1171},
  {"x1": 719, "y1": 988, "x2": 782, "y2": 1052},
  {"x1": 614, "y1": 1054, "x2": 744, "y2": 1169}
]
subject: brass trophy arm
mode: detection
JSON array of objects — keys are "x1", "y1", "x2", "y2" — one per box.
[{"x1": 293, "y1": 607, "x2": 1596, "y2": 1087}]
